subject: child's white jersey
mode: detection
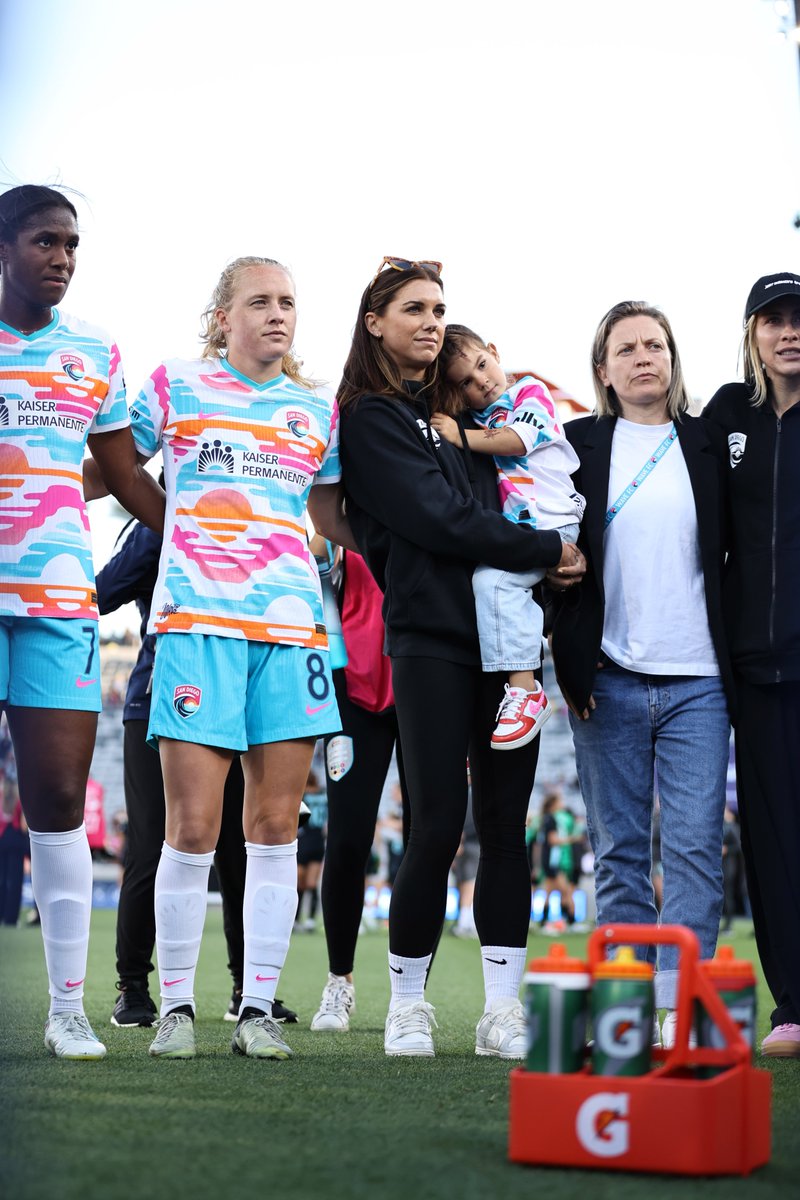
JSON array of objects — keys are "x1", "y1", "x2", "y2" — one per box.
[
  {"x1": 130, "y1": 358, "x2": 341, "y2": 647},
  {"x1": 0, "y1": 311, "x2": 129, "y2": 620},
  {"x1": 475, "y1": 376, "x2": 585, "y2": 529}
]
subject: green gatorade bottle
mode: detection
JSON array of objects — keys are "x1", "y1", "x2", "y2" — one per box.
[
  {"x1": 591, "y1": 946, "x2": 654, "y2": 1076},
  {"x1": 696, "y1": 945, "x2": 756, "y2": 1077},
  {"x1": 523, "y1": 943, "x2": 590, "y2": 1073}
]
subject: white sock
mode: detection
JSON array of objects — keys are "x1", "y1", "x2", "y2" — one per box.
[
  {"x1": 388, "y1": 952, "x2": 431, "y2": 1009},
  {"x1": 240, "y1": 840, "x2": 298, "y2": 1016},
  {"x1": 28, "y1": 824, "x2": 93, "y2": 1016},
  {"x1": 481, "y1": 945, "x2": 527, "y2": 1008},
  {"x1": 154, "y1": 842, "x2": 214, "y2": 1017}
]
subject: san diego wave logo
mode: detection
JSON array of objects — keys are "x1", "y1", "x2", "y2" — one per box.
[
  {"x1": 728, "y1": 432, "x2": 746, "y2": 469},
  {"x1": 198, "y1": 440, "x2": 235, "y2": 473},
  {"x1": 0, "y1": 399, "x2": 8, "y2": 426},
  {"x1": 286, "y1": 410, "x2": 310, "y2": 439},
  {"x1": 60, "y1": 353, "x2": 85, "y2": 382},
  {"x1": 173, "y1": 684, "x2": 202, "y2": 717}
]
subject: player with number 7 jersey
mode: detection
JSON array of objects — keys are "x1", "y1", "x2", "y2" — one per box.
[{"x1": 0, "y1": 184, "x2": 165, "y2": 1061}]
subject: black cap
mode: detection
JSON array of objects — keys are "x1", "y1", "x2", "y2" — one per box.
[{"x1": 744, "y1": 273, "x2": 800, "y2": 323}]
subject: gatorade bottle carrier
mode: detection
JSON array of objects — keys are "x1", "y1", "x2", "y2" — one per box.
[{"x1": 509, "y1": 924, "x2": 771, "y2": 1176}]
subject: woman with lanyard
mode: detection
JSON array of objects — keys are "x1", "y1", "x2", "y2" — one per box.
[
  {"x1": 704, "y1": 273, "x2": 800, "y2": 1057},
  {"x1": 550, "y1": 300, "x2": 733, "y2": 1048},
  {"x1": 337, "y1": 257, "x2": 584, "y2": 1057}
]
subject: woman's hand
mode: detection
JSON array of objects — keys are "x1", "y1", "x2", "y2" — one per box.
[
  {"x1": 546, "y1": 541, "x2": 586, "y2": 591},
  {"x1": 430, "y1": 413, "x2": 461, "y2": 446}
]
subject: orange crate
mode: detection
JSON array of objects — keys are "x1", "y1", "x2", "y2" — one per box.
[{"x1": 509, "y1": 925, "x2": 771, "y2": 1176}]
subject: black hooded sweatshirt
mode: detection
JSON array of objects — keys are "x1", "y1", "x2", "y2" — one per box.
[{"x1": 339, "y1": 383, "x2": 563, "y2": 667}]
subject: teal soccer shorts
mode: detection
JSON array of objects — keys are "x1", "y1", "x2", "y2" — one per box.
[{"x1": 148, "y1": 632, "x2": 341, "y2": 751}]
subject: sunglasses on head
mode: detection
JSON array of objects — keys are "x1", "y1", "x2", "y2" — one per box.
[{"x1": 371, "y1": 256, "x2": 443, "y2": 285}]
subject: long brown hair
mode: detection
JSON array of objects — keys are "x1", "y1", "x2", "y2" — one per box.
[{"x1": 337, "y1": 263, "x2": 444, "y2": 410}]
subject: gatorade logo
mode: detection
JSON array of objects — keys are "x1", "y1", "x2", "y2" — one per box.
[
  {"x1": 702, "y1": 1001, "x2": 754, "y2": 1049},
  {"x1": 595, "y1": 1003, "x2": 648, "y2": 1058},
  {"x1": 576, "y1": 1092, "x2": 630, "y2": 1158}
]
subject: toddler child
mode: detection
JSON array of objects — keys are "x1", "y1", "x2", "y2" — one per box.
[{"x1": 433, "y1": 325, "x2": 585, "y2": 750}]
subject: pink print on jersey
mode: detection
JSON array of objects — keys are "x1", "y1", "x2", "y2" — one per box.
[{"x1": 130, "y1": 358, "x2": 341, "y2": 646}]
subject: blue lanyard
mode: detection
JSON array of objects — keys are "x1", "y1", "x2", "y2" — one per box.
[{"x1": 604, "y1": 425, "x2": 677, "y2": 528}]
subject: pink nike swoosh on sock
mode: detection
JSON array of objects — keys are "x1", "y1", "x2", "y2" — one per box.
[
  {"x1": 65, "y1": 978, "x2": 85, "y2": 989},
  {"x1": 163, "y1": 977, "x2": 188, "y2": 987},
  {"x1": 255, "y1": 974, "x2": 277, "y2": 982}
]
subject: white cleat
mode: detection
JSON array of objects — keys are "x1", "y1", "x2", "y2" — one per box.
[{"x1": 44, "y1": 1013, "x2": 107, "y2": 1060}]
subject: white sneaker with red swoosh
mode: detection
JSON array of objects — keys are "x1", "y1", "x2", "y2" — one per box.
[
  {"x1": 491, "y1": 684, "x2": 552, "y2": 750},
  {"x1": 44, "y1": 1013, "x2": 107, "y2": 1059}
]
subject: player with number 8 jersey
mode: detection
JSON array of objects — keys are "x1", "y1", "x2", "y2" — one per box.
[{"x1": 131, "y1": 256, "x2": 355, "y2": 1063}]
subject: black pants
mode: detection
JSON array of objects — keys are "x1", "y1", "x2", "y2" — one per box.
[
  {"x1": 116, "y1": 720, "x2": 246, "y2": 986},
  {"x1": 734, "y1": 678, "x2": 800, "y2": 1027},
  {"x1": 321, "y1": 671, "x2": 407, "y2": 976},
  {"x1": 0, "y1": 824, "x2": 29, "y2": 925},
  {"x1": 390, "y1": 657, "x2": 539, "y2": 957}
]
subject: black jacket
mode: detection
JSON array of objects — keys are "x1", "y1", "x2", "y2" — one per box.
[
  {"x1": 703, "y1": 383, "x2": 800, "y2": 684},
  {"x1": 339, "y1": 385, "x2": 563, "y2": 665},
  {"x1": 95, "y1": 521, "x2": 161, "y2": 722},
  {"x1": 549, "y1": 413, "x2": 734, "y2": 714}
]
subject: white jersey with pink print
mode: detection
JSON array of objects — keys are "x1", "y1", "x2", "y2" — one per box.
[
  {"x1": 474, "y1": 375, "x2": 585, "y2": 529},
  {"x1": 0, "y1": 310, "x2": 129, "y2": 620},
  {"x1": 129, "y1": 357, "x2": 341, "y2": 647}
]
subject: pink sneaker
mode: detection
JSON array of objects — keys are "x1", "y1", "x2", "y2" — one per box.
[
  {"x1": 491, "y1": 684, "x2": 552, "y2": 750},
  {"x1": 761, "y1": 1023, "x2": 800, "y2": 1058}
]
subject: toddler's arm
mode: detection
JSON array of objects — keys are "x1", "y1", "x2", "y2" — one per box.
[{"x1": 431, "y1": 413, "x2": 525, "y2": 456}]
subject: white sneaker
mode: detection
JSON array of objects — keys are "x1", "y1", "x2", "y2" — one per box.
[
  {"x1": 44, "y1": 1012, "x2": 107, "y2": 1060},
  {"x1": 661, "y1": 1009, "x2": 697, "y2": 1049},
  {"x1": 475, "y1": 999, "x2": 527, "y2": 1059},
  {"x1": 310, "y1": 974, "x2": 356, "y2": 1032},
  {"x1": 384, "y1": 1000, "x2": 437, "y2": 1057}
]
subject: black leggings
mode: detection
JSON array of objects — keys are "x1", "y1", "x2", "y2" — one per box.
[
  {"x1": 390, "y1": 657, "x2": 539, "y2": 957},
  {"x1": 734, "y1": 678, "x2": 800, "y2": 1027},
  {"x1": 116, "y1": 719, "x2": 246, "y2": 985},
  {"x1": 321, "y1": 671, "x2": 407, "y2": 976}
]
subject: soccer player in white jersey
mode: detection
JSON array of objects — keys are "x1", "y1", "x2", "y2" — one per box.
[
  {"x1": 131, "y1": 256, "x2": 355, "y2": 1060},
  {"x1": 0, "y1": 184, "x2": 165, "y2": 1058}
]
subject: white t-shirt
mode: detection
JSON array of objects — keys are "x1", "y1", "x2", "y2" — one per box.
[{"x1": 601, "y1": 418, "x2": 719, "y2": 675}]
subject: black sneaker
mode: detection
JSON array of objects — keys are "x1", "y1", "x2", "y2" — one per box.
[
  {"x1": 223, "y1": 986, "x2": 297, "y2": 1023},
  {"x1": 272, "y1": 998, "x2": 298, "y2": 1024},
  {"x1": 111, "y1": 979, "x2": 158, "y2": 1027},
  {"x1": 223, "y1": 987, "x2": 243, "y2": 1023}
]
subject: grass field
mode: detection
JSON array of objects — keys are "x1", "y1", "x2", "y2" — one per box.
[{"x1": 1, "y1": 910, "x2": 797, "y2": 1200}]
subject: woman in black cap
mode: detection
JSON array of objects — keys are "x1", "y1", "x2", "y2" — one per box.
[{"x1": 704, "y1": 272, "x2": 800, "y2": 1059}]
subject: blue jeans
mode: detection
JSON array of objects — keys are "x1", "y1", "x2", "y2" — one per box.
[
  {"x1": 473, "y1": 522, "x2": 580, "y2": 672},
  {"x1": 569, "y1": 662, "x2": 729, "y2": 1008}
]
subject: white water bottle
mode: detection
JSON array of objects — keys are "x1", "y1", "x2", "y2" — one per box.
[{"x1": 315, "y1": 553, "x2": 348, "y2": 669}]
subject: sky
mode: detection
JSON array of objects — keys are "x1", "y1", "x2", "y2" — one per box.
[{"x1": 1, "y1": 0, "x2": 799, "y2": 634}]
